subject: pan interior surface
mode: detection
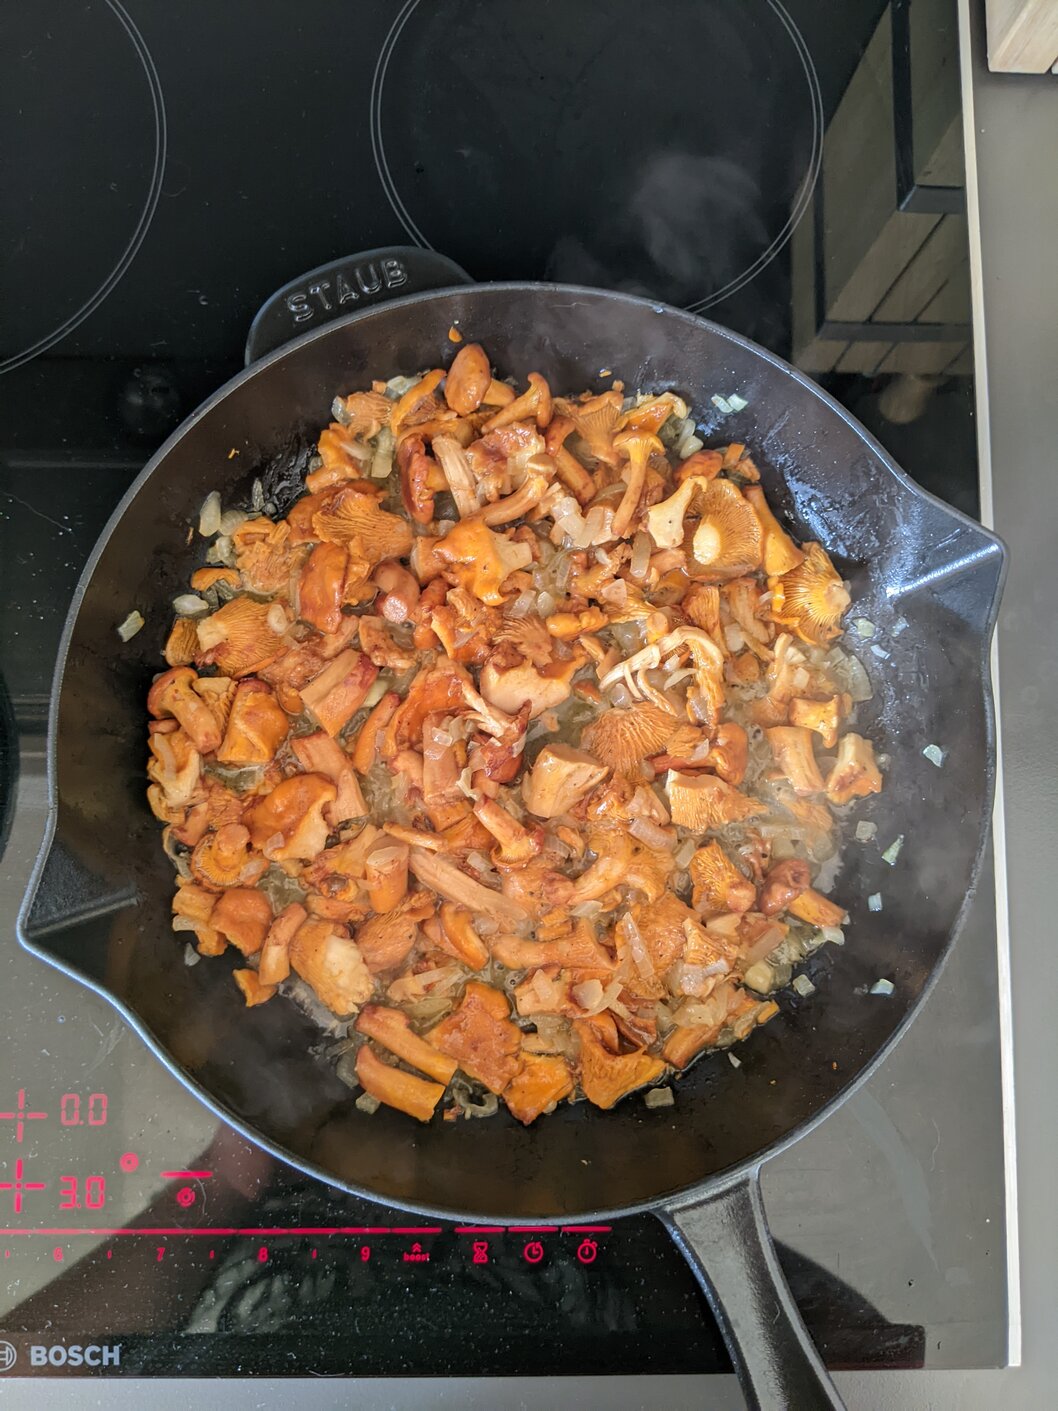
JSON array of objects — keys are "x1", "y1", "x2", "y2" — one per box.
[{"x1": 24, "y1": 286, "x2": 1001, "y2": 1219}]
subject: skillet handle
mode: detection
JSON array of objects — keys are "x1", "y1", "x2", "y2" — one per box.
[
  {"x1": 244, "y1": 246, "x2": 474, "y2": 365},
  {"x1": 659, "y1": 1171, "x2": 844, "y2": 1411}
]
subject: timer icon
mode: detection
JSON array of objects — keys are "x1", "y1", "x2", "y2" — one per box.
[
  {"x1": 576, "y1": 1238, "x2": 598, "y2": 1265},
  {"x1": 523, "y1": 1240, "x2": 545, "y2": 1265}
]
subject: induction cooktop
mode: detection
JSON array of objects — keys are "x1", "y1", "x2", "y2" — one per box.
[{"x1": 0, "y1": 0, "x2": 1011, "y2": 1384}]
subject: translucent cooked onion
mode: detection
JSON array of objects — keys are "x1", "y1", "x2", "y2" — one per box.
[
  {"x1": 523, "y1": 1016, "x2": 575, "y2": 1056},
  {"x1": 628, "y1": 816, "x2": 675, "y2": 850},
  {"x1": 117, "y1": 610, "x2": 145, "y2": 641},
  {"x1": 741, "y1": 923, "x2": 786, "y2": 967},
  {"x1": 266, "y1": 603, "x2": 289, "y2": 634},
  {"x1": 463, "y1": 1091, "x2": 499, "y2": 1119},
  {"x1": 619, "y1": 913, "x2": 655, "y2": 983},
  {"x1": 206, "y1": 534, "x2": 234, "y2": 566},
  {"x1": 571, "y1": 978, "x2": 604, "y2": 1011},
  {"x1": 509, "y1": 589, "x2": 536, "y2": 619},
  {"x1": 198, "y1": 490, "x2": 222, "y2": 537},
  {"x1": 630, "y1": 531, "x2": 651, "y2": 580},
  {"x1": 828, "y1": 648, "x2": 873, "y2": 703},
  {"x1": 584, "y1": 505, "x2": 614, "y2": 544},
  {"x1": 370, "y1": 427, "x2": 394, "y2": 479},
  {"x1": 673, "y1": 996, "x2": 725, "y2": 1026},
  {"x1": 173, "y1": 593, "x2": 210, "y2": 616},
  {"x1": 674, "y1": 837, "x2": 697, "y2": 868},
  {"x1": 403, "y1": 993, "x2": 457, "y2": 1025},
  {"x1": 219, "y1": 508, "x2": 248, "y2": 536}
]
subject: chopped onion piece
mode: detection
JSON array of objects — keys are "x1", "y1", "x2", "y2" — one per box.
[
  {"x1": 370, "y1": 427, "x2": 395, "y2": 479},
  {"x1": 461, "y1": 1090, "x2": 499, "y2": 1119},
  {"x1": 355, "y1": 1092, "x2": 381, "y2": 1114},
  {"x1": 869, "y1": 978, "x2": 894, "y2": 997},
  {"x1": 584, "y1": 505, "x2": 613, "y2": 544},
  {"x1": 644, "y1": 1087, "x2": 674, "y2": 1109},
  {"x1": 570, "y1": 900, "x2": 603, "y2": 918},
  {"x1": 791, "y1": 973, "x2": 816, "y2": 997},
  {"x1": 727, "y1": 393, "x2": 748, "y2": 412},
  {"x1": 219, "y1": 508, "x2": 248, "y2": 536},
  {"x1": 922, "y1": 743, "x2": 945, "y2": 767},
  {"x1": 266, "y1": 603, "x2": 289, "y2": 634},
  {"x1": 116, "y1": 610, "x2": 145, "y2": 641},
  {"x1": 536, "y1": 591, "x2": 556, "y2": 618},
  {"x1": 868, "y1": 893, "x2": 883, "y2": 912},
  {"x1": 173, "y1": 593, "x2": 210, "y2": 616},
  {"x1": 819, "y1": 926, "x2": 845, "y2": 946},
  {"x1": 891, "y1": 616, "x2": 909, "y2": 636},
  {"x1": 728, "y1": 1052, "x2": 742, "y2": 1069},
  {"x1": 711, "y1": 394, "x2": 733, "y2": 415},
  {"x1": 870, "y1": 644, "x2": 890, "y2": 661},
  {"x1": 630, "y1": 531, "x2": 651, "y2": 581},
  {"x1": 854, "y1": 821, "x2": 877, "y2": 842},
  {"x1": 206, "y1": 534, "x2": 234, "y2": 566},
  {"x1": 571, "y1": 979, "x2": 604, "y2": 1012},
  {"x1": 509, "y1": 589, "x2": 535, "y2": 619},
  {"x1": 183, "y1": 943, "x2": 201, "y2": 967},
  {"x1": 198, "y1": 491, "x2": 222, "y2": 537},
  {"x1": 362, "y1": 677, "x2": 388, "y2": 709},
  {"x1": 881, "y1": 835, "x2": 904, "y2": 866},
  {"x1": 853, "y1": 618, "x2": 875, "y2": 639},
  {"x1": 674, "y1": 837, "x2": 697, "y2": 869},
  {"x1": 628, "y1": 816, "x2": 675, "y2": 851},
  {"x1": 743, "y1": 960, "x2": 776, "y2": 994},
  {"x1": 251, "y1": 478, "x2": 265, "y2": 511}
]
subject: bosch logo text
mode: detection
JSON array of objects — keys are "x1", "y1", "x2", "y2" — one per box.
[{"x1": 29, "y1": 1343, "x2": 122, "y2": 1368}]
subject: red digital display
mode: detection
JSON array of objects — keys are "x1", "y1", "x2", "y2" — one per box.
[
  {"x1": 0, "y1": 1089, "x2": 111, "y2": 1217},
  {"x1": 0, "y1": 1087, "x2": 612, "y2": 1263}
]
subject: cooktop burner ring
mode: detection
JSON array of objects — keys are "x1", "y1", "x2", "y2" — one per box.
[
  {"x1": 369, "y1": 0, "x2": 822, "y2": 313},
  {"x1": 0, "y1": 0, "x2": 167, "y2": 375}
]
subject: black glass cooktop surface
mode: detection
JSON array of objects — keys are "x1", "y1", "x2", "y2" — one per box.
[{"x1": 0, "y1": 0, "x2": 1007, "y2": 1382}]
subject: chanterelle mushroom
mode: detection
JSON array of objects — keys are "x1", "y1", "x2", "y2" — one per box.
[
  {"x1": 611, "y1": 428, "x2": 663, "y2": 538},
  {"x1": 522, "y1": 744, "x2": 609, "y2": 819},
  {"x1": 243, "y1": 774, "x2": 337, "y2": 862},
  {"x1": 434, "y1": 519, "x2": 533, "y2": 605},
  {"x1": 149, "y1": 335, "x2": 890, "y2": 1126},
  {"x1": 148, "y1": 667, "x2": 224, "y2": 754}
]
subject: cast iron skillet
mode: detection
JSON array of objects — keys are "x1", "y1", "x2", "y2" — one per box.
[{"x1": 18, "y1": 249, "x2": 1005, "y2": 1409}]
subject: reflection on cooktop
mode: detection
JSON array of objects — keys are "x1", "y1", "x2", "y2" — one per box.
[{"x1": 373, "y1": 0, "x2": 821, "y2": 310}]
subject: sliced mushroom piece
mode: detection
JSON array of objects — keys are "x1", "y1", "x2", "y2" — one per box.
[{"x1": 522, "y1": 744, "x2": 610, "y2": 819}]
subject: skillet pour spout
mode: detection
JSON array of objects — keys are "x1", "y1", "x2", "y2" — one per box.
[{"x1": 19, "y1": 263, "x2": 1005, "y2": 1411}]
